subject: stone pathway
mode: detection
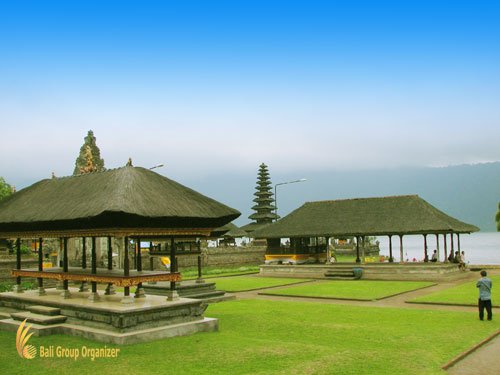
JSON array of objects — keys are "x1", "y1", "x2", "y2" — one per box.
[
  {"x1": 230, "y1": 269, "x2": 499, "y2": 374},
  {"x1": 446, "y1": 334, "x2": 500, "y2": 375}
]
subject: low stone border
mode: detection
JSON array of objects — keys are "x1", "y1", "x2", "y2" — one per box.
[
  {"x1": 259, "y1": 282, "x2": 437, "y2": 302},
  {"x1": 221, "y1": 279, "x2": 315, "y2": 293},
  {"x1": 184, "y1": 271, "x2": 259, "y2": 280},
  {"x1": 406, "y1": 300, "x2": 500, "y2": 308},
  {"x1": 258, "y1": 293, "x2": 375, "y2": 301},
  {"x1": 442, "y1": 330, "x2": 500, "y2": 370}
]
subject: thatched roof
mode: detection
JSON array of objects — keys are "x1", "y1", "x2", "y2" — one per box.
[
  {"x1": 240, "y1": 222, "x2": 271, "y2": 234},
  {"x1": 252, "y1": 195, "x2": 479, "y2": 238},
  {"x1": 0, "y1": 166, "x2": 240, "y2": 237},
  {"x1": 210, "y1": 222, "x2": 248, "y2": 238},
  {"x1": 221, "y1": 223, "x2": 248, "y2": 238}
]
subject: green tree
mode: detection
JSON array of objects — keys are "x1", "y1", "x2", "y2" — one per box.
[
  {"x1": 73, "y1": 130, "x2": 105, "y2": 175},
  {"x1": 0, "y1": 177, "x2": 14, "y2": 202},
  {"x1": 496, "y1": 202, "x2": 500, "y2": 231}
]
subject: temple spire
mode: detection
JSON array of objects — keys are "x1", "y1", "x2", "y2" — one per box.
[
  {"x1": 248, "y1": 163, "x2": 279, "y2": 224},
  {"x1": 73, "y1": 130, "x2": 105, "y2": 175}
]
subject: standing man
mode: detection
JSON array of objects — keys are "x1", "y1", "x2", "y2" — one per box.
[{"x1": 476, "y1": 270, "x2": 493, "y2": 321}]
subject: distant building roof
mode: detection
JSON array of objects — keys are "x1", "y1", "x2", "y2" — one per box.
[
  {"x1": 210, "y1": 222, "x2": 248, "y2": 238},
  {"x1": 240, "y1": 222, "x2": 271, "y2": 234},
  {"x1": 252, "y1": 195, "x2": 479, "y2": 238},
  {"x1": 0, "y1": 166, "x2": 240, "y2": 237}
]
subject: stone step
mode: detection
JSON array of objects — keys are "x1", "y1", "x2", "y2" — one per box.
[
  {"x1": 325, "y1": 271, "x2": 355, "y2": 277},
  {"x1": 202, "y1": 294, "x2": 236, "y2": 304},
  {"x1": 324, "y1": 276, "x2": 357, "y2": 280},
  {"x1": 11, "y1": 311, "x2": 67, "y2": 325},
  {"x1": 186, "y1": 290, "x2": 226, "y2": 300},
  {"x1": 176, "y1": 282, "x2": 217, "y2": 291},
  {"x1": 27, "y1": 305, "x2": 61, "y2": 316},
  {"x1": 143, "y1": 282, "x2": 220, "y2": 298},
  {"x1": 325, "y1": 270, "x2": 355, "y2": 275},
  {"x1": 0, "y1": 306, "x2": 21, "y2": 320}
]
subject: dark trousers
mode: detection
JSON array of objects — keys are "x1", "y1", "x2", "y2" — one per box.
[{"x1": 478, "y1": 299, "x2": 492, "y2": 320}]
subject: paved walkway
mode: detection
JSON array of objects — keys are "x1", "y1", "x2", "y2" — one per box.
[
  {"x1": 230, "y1": 269, "x2": 499, "y2": 374},
  {"x1": 447, "y1": 334, "x2": 500, "y2": 375}
]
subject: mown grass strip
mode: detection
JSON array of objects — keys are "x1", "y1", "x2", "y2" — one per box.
[{"x1": 204, "y1": 276, "x2": 313, "y2": 292}]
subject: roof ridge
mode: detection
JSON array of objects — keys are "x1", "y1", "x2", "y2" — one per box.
[
  {"x1": 304, "y1": 194, "x2": 419, "y2": 204},
  {"x1": 53, "y1": 165, "x2": 133, "y2": 180}
]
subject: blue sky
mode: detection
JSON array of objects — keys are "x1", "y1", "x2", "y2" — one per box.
[{"x1": 1, "y1": 0, "x2": 499, "y2": 189}]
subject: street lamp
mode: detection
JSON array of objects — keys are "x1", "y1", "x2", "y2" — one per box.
[{"x1": 274, "y1": 178, "x2": 307, "y2": 220}]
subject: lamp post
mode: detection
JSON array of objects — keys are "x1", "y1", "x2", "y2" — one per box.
[
  {"x1": 149, "y1": 164, "x2": 164, "y2": 170},
  {"x1": 274, "y1": 178, "x2": 307, "y2": 221}
]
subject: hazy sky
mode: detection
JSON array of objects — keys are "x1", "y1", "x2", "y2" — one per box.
[{"x1": 1, "y1": 0, "x2": 499, "y2": 189}]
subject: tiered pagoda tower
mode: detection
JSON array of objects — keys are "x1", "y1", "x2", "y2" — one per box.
[
  {"x1": 73, "y1": 130, "x2": 106, "y2": 175},
  {"x1": 242, "y1": 163, "x2": 279, "y2": 233}
]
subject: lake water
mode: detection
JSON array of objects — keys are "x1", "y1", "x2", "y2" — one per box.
[{"x1": 376, "y1": 232, "x2": 500, "y2": 265}]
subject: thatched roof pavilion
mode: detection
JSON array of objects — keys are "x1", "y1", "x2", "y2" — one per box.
[
  {"x1": 0, "y1": 166, "x2": 240, "y2": 302},
  {"x1": 0, "y1": 166, "x2": 240, "y2": 237},
  {"x1": 252, "y1": 195, "x2": 478, "y2": 238},
  {"x1": 252, "y1": 195, "x2": 478, "y2": 264}
]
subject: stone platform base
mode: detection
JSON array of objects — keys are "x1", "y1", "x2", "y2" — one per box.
[
  {"x1": 0, "y1": 288, "x2": 218, "y2": 344},
  {"x1": 260, "y1": 263, "x2": 468, "y2": 281},
  {"x1": 0, "y1": 316, "x2": 217, "y2": 345}
]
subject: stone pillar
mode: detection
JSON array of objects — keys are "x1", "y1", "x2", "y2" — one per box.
[
  {"x1": 121, "y1": 236, "x2": 134, "y2": 304},
  {"x1": 105, "y1": 236, "x2": 116, "y2": 295},
  {"x1": 450, "y1": 232, "x2": 455, "y2": 262},
  {"x1": 399, "y1": 235, "x2": 404, "y2": 263},
  {"x1": 79, "y1": 237, "x2": 89, "y2": 292},
  {"x1": 360, "y1": 236, "x2": 366, "y2": 263},
  {"x1": 435, "y1": 234, "x2": 440, "y2": 261},
  {"x1": 37, "y1": 237, "x2": 46, "y2": 295},
  {"x1": 388, "y1": 235, "x2": 394, "y2": 263},
  {"x1": 355, "y1": 236, "x2": 361, "y2": 263},
  {"x1": 423, "y1": 234, "x2": 428, "y2": 262},
  {"x1": 166, "y1": 236, "x2": 179, "y2": 301},
  {"x1": 61, "y1": 237, "x2": 71, "y2": 299},
  {"x1": 443, "y1": 233, "x2": 448, "y2": 263},
  {"x1": 12, "y1": 238, "x2": 23, "y2": 293},
  {"x1": 88, "y1": 237, "x2": 100, "y2": 302},
  {"x1": 135, "y1": 238, "x2": 145, "y2": 298},
  {"x1": 196, "y1": 239, "x2": 204, "y2": 284}
]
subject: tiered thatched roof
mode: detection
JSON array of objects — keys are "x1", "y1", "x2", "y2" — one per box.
[
  {"x1": 0, "y1": 166, "x2": 240, "y2": 237},
  {"x1": 252, "y1": 195, "x2": 479, "y2": 238}
]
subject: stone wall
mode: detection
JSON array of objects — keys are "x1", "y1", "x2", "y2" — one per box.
[
  {"x1": 0, "y1": 257, "x2": 38, "y2": 281},
  {"x1": 0, "y1": 245, "x2": 266, "y2": 280},
  {"x1": 145, "y1": 246, "x2": 266, "y2": 271},
  {"x1": 260, "y1": 263, "x2": 465, "y2": 281}
]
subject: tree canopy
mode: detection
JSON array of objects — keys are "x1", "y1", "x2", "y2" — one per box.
[{"x1": 0, "y1": 177, "x2": 13, "y2": 202}]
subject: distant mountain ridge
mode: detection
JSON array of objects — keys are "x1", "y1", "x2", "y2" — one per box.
[{"x1": 181, "y1": 162, "x2": 500, "y2": 232}]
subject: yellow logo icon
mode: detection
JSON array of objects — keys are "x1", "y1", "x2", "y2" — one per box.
[{"x1": 16, "y1": 319, "x2": 37, "y2": 359}]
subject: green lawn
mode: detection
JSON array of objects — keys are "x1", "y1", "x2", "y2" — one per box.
[
  {"x1": 410, "y1": 275, "x2": 500, "y2": 307},
  {"x1": 261, "y1": 280, "x2": 435, "y2": 300},
  {"x1": 204, "y1": 276, "x2": 312, "y2": 292},
  {"x1": 1, "y1": 299, "x2": 498, "y2": 374}
]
